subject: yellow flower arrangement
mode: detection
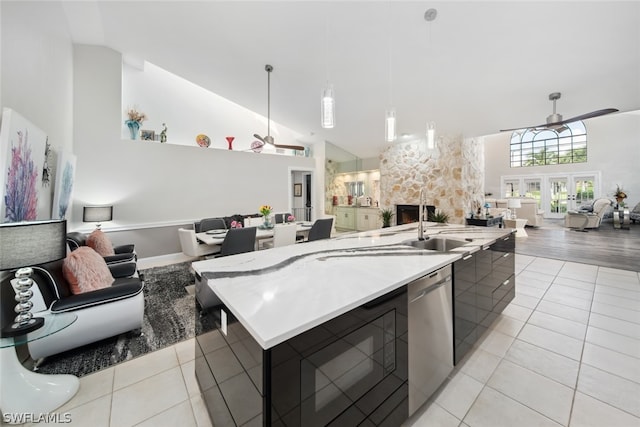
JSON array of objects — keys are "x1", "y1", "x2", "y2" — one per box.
[{"x1": 259, "y1": 205, "x2": 272, "y2": 217}]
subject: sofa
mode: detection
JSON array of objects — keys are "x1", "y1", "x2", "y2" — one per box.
[{"x1": 486, "y1": 198, "x2": 544, "y2": 227}]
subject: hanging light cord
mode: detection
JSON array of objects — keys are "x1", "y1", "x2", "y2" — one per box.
[{"x1": 267, "y1": 65, "x2": 271, "y2": 137}]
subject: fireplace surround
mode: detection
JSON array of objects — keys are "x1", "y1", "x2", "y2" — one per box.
[{"x1": 396, "y1": 204, "x2": 435, "y2": 225}]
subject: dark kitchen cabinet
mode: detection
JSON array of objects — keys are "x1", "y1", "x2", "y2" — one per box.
[{"x1": 453, "y1": 232, "x2": 515, "y2": 365}]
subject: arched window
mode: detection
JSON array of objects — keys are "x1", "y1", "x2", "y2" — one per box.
[{"x1": 510, "y1": 121, "x2": 587, "y2": 167}]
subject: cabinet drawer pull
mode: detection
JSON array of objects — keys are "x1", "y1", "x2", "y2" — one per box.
[
  {"x1": 502, "y1": 279, "x2": 510, "y2": 286},
  {"x1": 502, "y1": 253, "x2": 510, "y2": 258},
  {"x1": 463, "y1": 254, "x2": 473, "y2": 261},
  {"x1": 482, "y1": 245, "x2": 490, "y2": 251},
  {"x1": 503, "y1": 236, "x2": 510, "y2": 241}
]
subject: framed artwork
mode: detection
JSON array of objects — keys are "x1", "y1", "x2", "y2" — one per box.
[
  {"x1": 141, "y1": 130, "x2": 155, "y2": 141},
  {"x1": 294, "y1": 183, "x2": 302, "y2": 197},
  {"x1": 51, "y1": 151, "x2": 77, "y2": 220},
  {"x1": 0, "y1": 108, "x2": 52, "y2": 223}
]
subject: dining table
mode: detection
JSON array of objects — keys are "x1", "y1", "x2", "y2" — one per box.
[{"x1": 195, "y1": 221, "x2": 314, "y2": 246}]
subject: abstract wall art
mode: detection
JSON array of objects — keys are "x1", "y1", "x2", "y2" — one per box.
[
  {"x1": 51, "y1": 151, "x2": 77, "y2": 220},
  {"x1": 0, "y1": 108, "x2": 52, "y2": 223}
]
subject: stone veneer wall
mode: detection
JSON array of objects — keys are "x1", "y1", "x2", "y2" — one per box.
[
  {"x1": 379, "y1": 135, "x2": 485, "y2": 224},
  {"x1": 325, "y1": 159, "x2": 348, "y2": 213}
]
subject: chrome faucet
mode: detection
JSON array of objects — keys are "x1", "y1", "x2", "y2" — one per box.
[{"x1": 418, "y1": 188, "x2": 427, "y2": 240}]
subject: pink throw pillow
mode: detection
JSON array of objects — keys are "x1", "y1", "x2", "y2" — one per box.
[
  {"x1": 63, "y1": 247, "x2": 114, "y2": 294},
  {"x1": 86, "y1": 229, "x2": 115, "y2": 256}
]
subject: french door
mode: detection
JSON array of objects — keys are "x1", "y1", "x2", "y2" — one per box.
[
  {"x1": 547, "y1": 174, "x2": 598, "y2": 218},
  {"x1": 502, "y1": 172, "x2": 600, "y2": 219}
]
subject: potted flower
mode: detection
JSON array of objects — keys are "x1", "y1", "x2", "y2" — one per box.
[
  {"x1": 125, "y1": 107, "x2": 147, "y2": 140},
  {"x1": 614, "y1": 185, "x2": 627, "y2": 206},
  {"x1": 380, "y1": 208, "x2": 394, "y2": 228},
  {"x1": 286, "y1": 214, "x2": 296, "y2": 223},
  {"x1": 259, "y1": 205, "x2": 273, "y2": 228}
]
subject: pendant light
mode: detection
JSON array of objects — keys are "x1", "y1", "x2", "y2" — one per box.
[
  {"x1": 321, "y1": 83, "x2": 335, "y2": 129},
  {"x1": 385, "y1": 109, "x2": 397, "y2": 142},
  {"x1": 426, "y1": 121, "x2": 435, "y2": 149},
  {"x1": 385, "y1": 3, "x2": 396, "y2": 142},
  {"x1": 321, "y1": 13, "x2": 335, "y2": 129},
  {"x1": 425, "y1": 8, "x2": 437, "y2": 149}
]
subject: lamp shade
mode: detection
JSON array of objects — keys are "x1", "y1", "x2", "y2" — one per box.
[
  {"x1": 507, "y1": 198, "x2": 522, "y2": 209},
  {"x1": 83, "y1": 206, "x2": 113, "y2": 223},
  {"x1": 0, "y1": 220, "x2": 67, "y2": 270}
]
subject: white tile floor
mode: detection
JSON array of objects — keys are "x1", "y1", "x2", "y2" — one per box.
[{"x1": 16, "y1": 254, "x2": 640, "y2": 427}]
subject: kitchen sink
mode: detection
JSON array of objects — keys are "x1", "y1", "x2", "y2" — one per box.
[{"x1": 402, "y1": 237, "x2": 468, "y2": 252}]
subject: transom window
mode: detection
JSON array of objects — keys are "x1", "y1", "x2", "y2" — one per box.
[{"x1": 510, "y1": 121, "x2": 587, "y2": 168}]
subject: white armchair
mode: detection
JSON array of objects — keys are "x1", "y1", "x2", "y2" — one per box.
[{"x1": 564, "y1": 198, "x2": 613, "y2": 230}]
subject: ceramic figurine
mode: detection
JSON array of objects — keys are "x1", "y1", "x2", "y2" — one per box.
[{"x1": 160, "y1": 123, "x2": 167, "y2": 143}]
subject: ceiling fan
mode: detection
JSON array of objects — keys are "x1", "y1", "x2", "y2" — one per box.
[
  {"x1": 500, "y1": 92, "x2": 618, "y2": 132},
  {"x1": 253, "y1": 64, "x2": 305, "y2": 151}
]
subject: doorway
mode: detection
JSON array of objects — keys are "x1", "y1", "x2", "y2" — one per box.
[
  {"x1": 290, "y1": 168, "x2": 314, "y2": 222},
  {"x1": 502, "y1": 172, "x2": 600, "y2": 218}
]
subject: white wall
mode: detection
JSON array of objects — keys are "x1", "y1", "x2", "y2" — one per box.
[
  {"x1": 484, "y1": 112, "x2": 640, "y2": 203},
  {"x1": 72, "y1": 45, "x2": 315, "y2": 236},
  {"x1": 0, "y1": 1, "x2": 74, "y2": 174},
  {"x1": 122, "y1": 62, "x2": 304, "y2": 151}
]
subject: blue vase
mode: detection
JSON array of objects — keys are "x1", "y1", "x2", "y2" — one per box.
[
  {"x1": 263, "y1": 215, "x2": 273, "y2": 229},
  {"x1": 126, "y1": 120, "x2": 140, "y2": 140}
]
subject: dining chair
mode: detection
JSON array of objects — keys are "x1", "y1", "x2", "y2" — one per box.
[
  {"x1": 199, "y1": 217, "x2": 227, "y2": 232},
  {"x1": 274, "y1": 213, "x2": 292, "y2": 224},
  {"x1": 263, "y1": 224, "x2": 298, "y2": 249},
  {"x1": 246, "y1": 217, "x2": 264, "y2": 227},
  {"x1": 307, "y1": 218, "x2": 334, "y2": 242},
  {"x1": 178, "y1": 228, "x2": 220, "y2": 258},
  {"x1": 219, "y1": 227, "x2": 257, "y2": 257}
]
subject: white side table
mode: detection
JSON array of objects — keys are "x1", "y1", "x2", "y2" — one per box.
[
  {"x1": 1, "y1": 313, "x2": 79, "y2": 422},
  {"x1": 504, "y1": 218, "x2": 528, "y2": 237}
]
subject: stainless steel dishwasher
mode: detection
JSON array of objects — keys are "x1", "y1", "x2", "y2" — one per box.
[{"x1": 408, "y1": 264, "x2": 454, "y2": 415}]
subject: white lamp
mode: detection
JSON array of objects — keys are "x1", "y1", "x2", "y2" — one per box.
[
  {"x1": 83, "y1": 205, "x2": 113, "y2": 229},
  {"x1": 507, "y1": 198, "x2": 521, "y2": 219}
]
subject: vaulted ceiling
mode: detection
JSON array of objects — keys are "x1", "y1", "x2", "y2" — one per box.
[{"x1": 61, "y1": 1, "x2": 640, "y2": 158}]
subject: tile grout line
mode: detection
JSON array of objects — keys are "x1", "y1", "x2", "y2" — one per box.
[{"x1": 565, "y1": 263, "x2": 599, "y2": 427}]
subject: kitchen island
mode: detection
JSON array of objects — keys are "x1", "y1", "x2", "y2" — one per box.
[{"x1": 192, "y1": 223, "x2": 514, "y2": 426}]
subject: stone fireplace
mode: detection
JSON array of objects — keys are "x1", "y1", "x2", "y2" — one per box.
[{"x1": 379, "y1": 135, "x2": 485, "y2": 224}]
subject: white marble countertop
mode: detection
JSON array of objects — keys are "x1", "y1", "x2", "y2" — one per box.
[{"x1": 192, "y1": 222, "x2": 512, "y2": 349}]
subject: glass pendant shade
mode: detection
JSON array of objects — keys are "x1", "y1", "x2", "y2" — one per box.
[
  {"x1": 426, "y1": 121, "x2": 436, "y2": 149},
  {"x1": 321, "y1": 84, "x2": 335, "y2": 129},
  {"x1": 385, "y1": 108, "x2": 397, "y2": 142}
]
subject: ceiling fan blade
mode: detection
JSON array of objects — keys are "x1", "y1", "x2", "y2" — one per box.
[
  {"x1": 274, "y1": 143, "x2": 305, "y2": 151},
  {"x1": 253, "y1": 133, "x2": 266, "y2": 143},
  {"x1": 500, "y1": 108, "x2": 619, "y2": 132},
  {"x1": 553, "y1": 108, "x2": 619, "y2": 125},
  {"x1": 499, "y1": 123, "x2": 545, "y2": 132}
]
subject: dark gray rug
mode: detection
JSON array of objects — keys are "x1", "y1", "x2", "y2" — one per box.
[{"x1": 36, "y1": 262, "x2": 210, "y2": 377}]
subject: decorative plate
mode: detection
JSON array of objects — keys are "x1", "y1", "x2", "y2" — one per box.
[
  {"x1": 251, "y1": 140, "x2": 265, "y2": 153},
  {"x1": 196, "y1": 134, "x2": 211, "y2": 148}
]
